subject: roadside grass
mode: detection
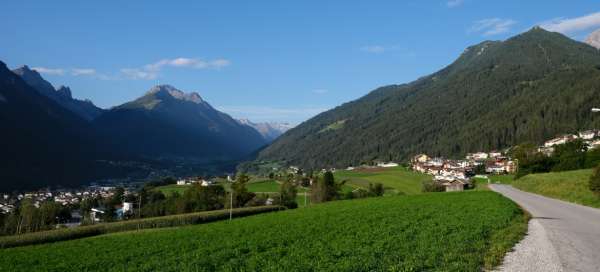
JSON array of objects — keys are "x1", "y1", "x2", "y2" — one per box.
[
  {"x1": 0, "y1": 206, "x2": 281, "y2": 249},
  {"x1": 513, "y1": 169, "x2": 600, "y2": 208},
  {"x1": 334, "y1": 166, "x2": 431, "y2": 195},
  {"x1": 0, "y1": 191, "x2": 526, "y2": 271}
]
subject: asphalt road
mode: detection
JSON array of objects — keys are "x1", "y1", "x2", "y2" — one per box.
[{"x1": 490, "y1": 184, "x2": 600, "y2": 272}]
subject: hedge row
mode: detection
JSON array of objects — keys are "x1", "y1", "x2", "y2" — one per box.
[{"x1": 0, "y1": 205, "x2": 282, "y2": 248}]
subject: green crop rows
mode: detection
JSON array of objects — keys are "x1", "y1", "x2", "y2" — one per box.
[{"x1": 0, "y1": 191, "x2": 526, "y2": 271}]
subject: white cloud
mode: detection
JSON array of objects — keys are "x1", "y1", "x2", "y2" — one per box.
[
  {"x1": 71, "y1": 68, "x2": 96, "y2": 76},
  {"x1": 447, "y1": 0, "x2": 464, "y2": 8},
  {"x1": 31, "y1": 67, "x2": 65, "y2": 76},
  {"x1": 124, "y1": 57, "x2": 231, "y2": 80},
  {"x1": 539, "y1": 12, "x2": 600, "y2": 35},
  {"x1": 469, "y1": 18, "x2": 517, "y2": 36},
  {"x1": 360, "y1": 45, "x2": 386, "y2": 54},
  {"x1": 120, "y1": 68, "x2": 158, "y2": 80},
  {"x1": 312, "y1": 89, "x2": 329, "y2": 94}
]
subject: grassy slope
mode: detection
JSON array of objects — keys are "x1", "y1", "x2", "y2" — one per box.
[
  {"x1": 334, "y1": 167, "x2": 431, "y2": 194},
  {"x1": 512, "y1": 169, "x2": 600, "y2": 208},
  {"x1": 0, "y1": 192, "x2": 526, "y2": 271}
]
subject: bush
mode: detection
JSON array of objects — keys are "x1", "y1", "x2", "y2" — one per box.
[
  {"x1": 589, "y1": 165, "x2": 600, "y2": 196},
  {"x1": 0, "y1": 205, "x2": 282, "y2": 249},
  {"x1": 422, "y1": 180, "x2": 445, "y2": 192}
]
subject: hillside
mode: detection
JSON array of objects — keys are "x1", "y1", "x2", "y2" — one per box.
[
  {"x1": 257, "y1": 27, "x2": 600, "y2": 169},
  {"x1": 0, "y1": 61, "x2": 103, "y2": 191},
  {"x1": 512, "y1": 169, "x2": 600, "y2": 208},
  {"x1": 93, "y1": 85, "x2": 267, "y2": 161},
  {"x1": 12, "y1": 66, "x2": 104, "y2": 120},
  {"x1": 0, "y1": 192, "x2": 526, "y2": 271}
]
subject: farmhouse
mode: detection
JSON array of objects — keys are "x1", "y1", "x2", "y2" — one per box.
[
  {"x1": 440, "y1": 179, "x2": 468, "y2": 192},
  {"x1": 412, "y1": 154, "x2": 430, "y2": 163}
]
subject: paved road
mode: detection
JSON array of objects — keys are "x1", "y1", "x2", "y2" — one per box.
[{"x1": 490, "y1": 184, "x2": 600, "y2": 272}]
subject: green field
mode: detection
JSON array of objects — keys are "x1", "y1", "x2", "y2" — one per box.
[
  {"x1": 334, "y1": 166, "x2": 431, "y2": 194},
  {"x1": 0, "y1": 191, "x2": 526, "y2": 271},
  {"x1": 155, "y1": 184, "x2": 191, "y2": 195},
  {"x1": 513, "y1": 169, "x2": 600, "y2": 208}
]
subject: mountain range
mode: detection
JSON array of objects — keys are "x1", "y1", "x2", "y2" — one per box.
[
  {"x1": 255, "y1": 27, "x2": 600, "y2": 170},
  {"x1": 1, "y1": 69, "x2": 269, "y2": 191},
  {"x1": 237, "y1": 119, "x2": 293, "y2": 142}
]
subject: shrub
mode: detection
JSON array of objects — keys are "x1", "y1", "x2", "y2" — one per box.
[
  {"x1": 589, "y1": 165, "x2": 600, "y2": 196},
  {"x1": 0, "y1": 205, "x2": 282, "y2": 249},
  {"x1": 422, "y1": 180, "x2": 445, "y2": 192}
]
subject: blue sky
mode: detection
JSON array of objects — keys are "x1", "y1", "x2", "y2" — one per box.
[{"x1": 2, "y1": 1, "x2": 599, "y2": 124}]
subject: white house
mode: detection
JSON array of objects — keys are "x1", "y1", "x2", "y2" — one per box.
[
  {"x1": 472, "y1": 152, "x2": 489, "y2": 161},
  {"x1": 488, "y1": 151, "x2": 502, "y2": 158},
  {"x1": 377, "y1": 162, "x2": 399, "y2": 168},
  {"x1": 176, "y1": 180, "x2": 187, "y2": 185},
  {"x1": 122, "y1": 202, "x2": 134, "y2": 214},
  {"x1": 579, "y1": 130, "x2": 597, "y2": 140},
  {"x1": 544, "y1": 135, "x2": 577, "y2": 147}
]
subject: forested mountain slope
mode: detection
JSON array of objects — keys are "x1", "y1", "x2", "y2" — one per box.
[{"x1": 258, "y1": 28, "x2": 600, "y2": 169}]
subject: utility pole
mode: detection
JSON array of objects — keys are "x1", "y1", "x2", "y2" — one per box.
[{"x1": 229, "y1": 190, "x2": 233, "y2": 221}]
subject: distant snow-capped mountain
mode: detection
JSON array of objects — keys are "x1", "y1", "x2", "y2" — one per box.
[{"x1": 237, "y1": 118, "x2": 294, "y2": 142}]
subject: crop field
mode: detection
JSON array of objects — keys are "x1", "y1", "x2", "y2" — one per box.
[
  {"x1": 334, "y1": 166, "x2": 431, "y2": 194},
  {"x1": 512, "y1": 169, "x2": 600, "y2": 208},
  {"x1": 0, "y1": 191, "x2": 526, "y2": 271}
]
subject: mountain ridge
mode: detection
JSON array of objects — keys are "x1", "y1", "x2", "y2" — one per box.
[
  {"x1": 12, "y1": 65, "x2": 104, "y2": 120},
  {"x1": 256, "y1": 27, "x2": 600, "y2": 169}
]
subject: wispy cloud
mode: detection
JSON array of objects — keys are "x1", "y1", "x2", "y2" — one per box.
[
  {"x1": 447, "y1": 0, "x2": 464, "y2": 8},
  {"x1": 122, "y1": 57, "x2": 231, "y2": 80},
  {"x1": 312, "y1": 89, "x2": 328, "y2": 94},
  {"x1": 71, "y1": 68, "x2": 96, "y2": 76},
  {"x1": 360, "y1": 45, "x2": 387, "y2": 54},
  {"x1": 539, "y1": 12, "x2": 600, "y2": 35},
  {"x1": 469, "y1": 18, "x2": 517, "y2": 36},
  {"x1": 217, "y1": 105, "x2": 329, "y2": 124},
  {"x1": 32, "y1": 67, "x2": 65, "y2": 76}
]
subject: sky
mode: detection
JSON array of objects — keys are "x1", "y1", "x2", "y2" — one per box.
[{"x1": 1, "y1": 1, "x2": 600, "y2": 124}]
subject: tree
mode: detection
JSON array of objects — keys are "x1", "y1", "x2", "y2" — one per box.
[
  {"x1": 231, "y1": 173, "x2": 255, "y2": 208},
  {"x1": 310, "y1": 171, "x2": 345, "y2": 203},
  {"x1": 589, "y1": 164, "x2": 600, "y2": 196},
  {"x1": 368, "y1": 183, "x2": 385, "y2": 197},
  {"x1": 279, "y1": 180, "x2": 298, "y2": 209},
  {"x1": 551, "y1": 140, "x2": 586, "y2": 172}
]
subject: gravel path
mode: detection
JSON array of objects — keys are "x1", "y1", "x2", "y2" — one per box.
[
  {"x1": 490, "y1": 184, "x2": 600, "y2": 272},
  {"x1": 492, "y1": 219, "x2": 562, "y2": 272}
]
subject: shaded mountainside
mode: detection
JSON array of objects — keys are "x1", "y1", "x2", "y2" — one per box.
[
  {"x1": 93, "y1": 85, "x2": 267, "y2": 161},
  {"x1": 0, "y1": 61, "x2": 105, "y2": 191},
  {"x1": 258, "y1": 28, "x2": 600, "y2": 169},
  {"x1": 12, "y1": 66, "x2": 104, "y2": 120}
]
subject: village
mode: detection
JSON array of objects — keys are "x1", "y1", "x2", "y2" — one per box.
[{"x1": 409, "y1": 129, "x2": 600, "y2": 192}]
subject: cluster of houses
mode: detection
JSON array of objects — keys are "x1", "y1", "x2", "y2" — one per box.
[
  {"x1": 411, "y1": 151, "x2": 516, "y2": 192},
  {"x1": 0, "y1": 186, "x2": 123, "y2": 215},
  {"x1": 176, "y1": 177, "x2": 217, "y2": 186},
  {"x1": 538, "y1": 130, "x2": 600, "y2": 155}
]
